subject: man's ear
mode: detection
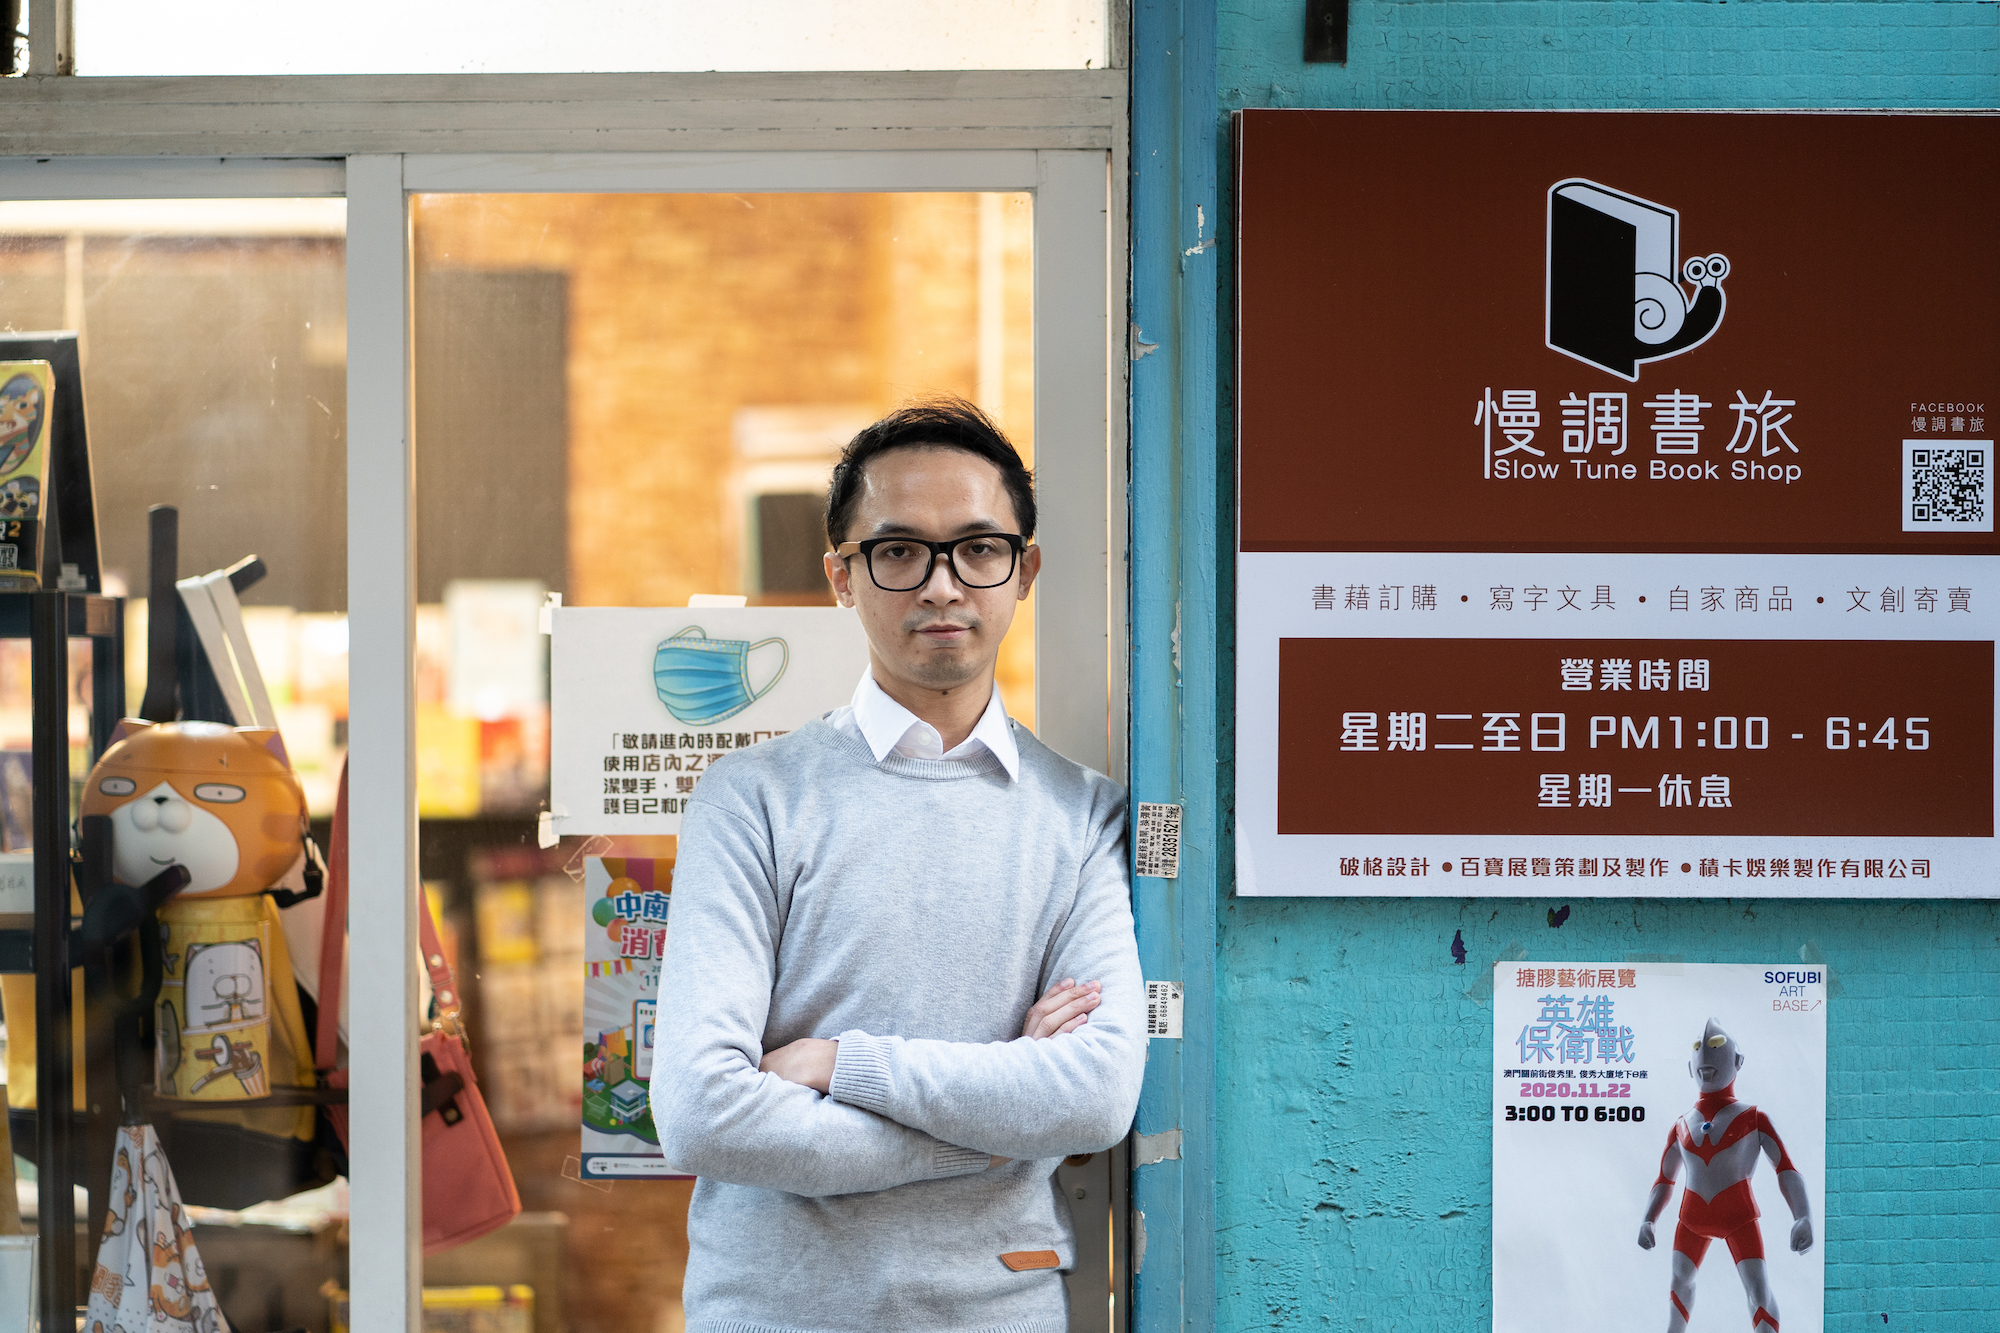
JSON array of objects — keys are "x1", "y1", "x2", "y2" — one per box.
[
  {"x1": 824, "y1": 551, "x2": 856, "y2": 608},
  {"x1": 1015, "y1": 543, "x2": 1042, "y2": 600}
]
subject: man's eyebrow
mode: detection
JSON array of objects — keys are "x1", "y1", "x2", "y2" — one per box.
[{"x1": 866, "y1": 518, "x2": 1010, "y2": 537}]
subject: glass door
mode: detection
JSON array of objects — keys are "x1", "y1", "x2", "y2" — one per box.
[{"x1": 334, "y1": 148, "x2": 1120, "y2": 1333}]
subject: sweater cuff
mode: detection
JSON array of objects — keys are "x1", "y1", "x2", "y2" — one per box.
[
  {"x1": 828, "y1": 1030, "x2": 895, "y2": 1117},
  {"x1": 928, "y1": 1141, "x2": 991, "y2": 1179}
]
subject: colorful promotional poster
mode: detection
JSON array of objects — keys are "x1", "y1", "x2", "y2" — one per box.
[
  {"x1": 579, "y1": 856, "x2": 687, "y2": 1180},
  {"x1": 549, "y1": 606, "x2": 870, "y2": 836},
  {"x1": 1493, "y1": 962, "x2": 1826, "y2": 1333},
  {"x1": 0, "y1": 360, "x2": 52, "y2": 591}
]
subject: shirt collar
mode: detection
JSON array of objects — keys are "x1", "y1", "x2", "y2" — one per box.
[{"x1": 849, "y1": 668, "x2": 1020, "y2": 782}]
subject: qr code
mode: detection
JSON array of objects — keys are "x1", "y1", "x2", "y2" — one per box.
[
  {"x1": 1904, "y1": 440, "x2": 1994, "y2": 533},
  {"x1": 0, "y1": 546, "x2": 15, "y2": 570}
]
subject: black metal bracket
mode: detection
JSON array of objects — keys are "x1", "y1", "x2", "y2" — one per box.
[{"x1": 1304, "y1": 0, "x2": 1348, "y2": 63}]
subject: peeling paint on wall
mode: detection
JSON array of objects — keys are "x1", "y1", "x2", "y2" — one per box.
[{"x1": 1134, "y1": 1128, "x2": 1183, "y2": 1166}]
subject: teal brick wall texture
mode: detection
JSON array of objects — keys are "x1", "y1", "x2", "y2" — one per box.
[
  {"x1": 1215, "y1": 898, "x2": 2000, "y2": 1328},
  {"x1": 1220, "y1": 1, "x2": 2000, "y2": 110},
  {"x1": 1205, "y1": 3, "x2": 2000, "y2": 1329}
]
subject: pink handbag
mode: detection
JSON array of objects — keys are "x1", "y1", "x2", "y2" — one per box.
[{"x1": 318, "y1": 762, "x2": 522, "y2": 1254}]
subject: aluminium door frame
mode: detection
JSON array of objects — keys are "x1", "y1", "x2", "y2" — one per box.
[
  {"x1": 369, "y1": 146, "x2": 1124, "y2": 1333},
  {"x1": 0, "y1": 121, "x2": 1129, "y2": 1333}
]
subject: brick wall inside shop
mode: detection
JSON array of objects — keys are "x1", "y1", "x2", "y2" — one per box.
[
  {"x1": 0, "y1": 233, "x2": 348, "y2": 611},
  {"x1": 1196, "y1": 3, "x2": 2000, "y2": 1330},
  {"x1": 411, "y1": 191, "x2": 1040, "y2": 726}
]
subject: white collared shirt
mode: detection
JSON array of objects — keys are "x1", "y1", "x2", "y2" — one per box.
[{"x1": 830, "y1": 668, "x2": 1020, "y2": 782}]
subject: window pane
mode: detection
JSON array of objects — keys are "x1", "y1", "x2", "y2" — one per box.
[
  {"x1": 410, "y1": 189, "x2": 1034, "y2": 1329},
  {"x1": 76, "y1": 0, "x2": 1107, "y2": 75},
  {"x1": 0, "y1": 197, "x2": 347, "y2": 1327}
]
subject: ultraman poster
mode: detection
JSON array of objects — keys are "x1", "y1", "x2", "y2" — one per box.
[
  {"x1": 550, "y1": 606, "x2": 870, "y2": 836},
  {"x1": 1493, "y1": 962, "x2": 1827, "y2": 1333}
]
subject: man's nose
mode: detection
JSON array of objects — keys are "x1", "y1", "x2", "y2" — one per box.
[{"x1": 919, "y1": 552, "x2": 965, "y2": 600}]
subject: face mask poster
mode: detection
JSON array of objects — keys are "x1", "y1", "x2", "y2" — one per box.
[
  {"x1": 1493, "y1": 962, "x2": 1826, "y2": 1333},
  {"x1": 1233, "y1": 111, "x2": 1999, "y2": 897},
  {"x1": 549, "y1": 606, "x2": 870, "y2": 837}
]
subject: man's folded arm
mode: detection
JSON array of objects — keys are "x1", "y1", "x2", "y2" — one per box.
[
  {"x1": 825, "y1": 813, "x2": 1146, "y2": 1160},
  {"x1": 652, "y1": 800, "x2": 989, "y2": 1197}
]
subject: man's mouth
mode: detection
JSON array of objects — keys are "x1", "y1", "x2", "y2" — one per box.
[{"x1": 916, "y1": 623, "x2": 973, "y2": 641}]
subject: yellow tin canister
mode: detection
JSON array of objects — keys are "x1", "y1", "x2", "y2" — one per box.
[{"x1": 155, "y1": 894, "x2": 312, "y2": 1104}]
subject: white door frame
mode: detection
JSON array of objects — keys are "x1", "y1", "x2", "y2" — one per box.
[{"x1": 1, "y1": 138, "x2": 1122, "y2": 1332}]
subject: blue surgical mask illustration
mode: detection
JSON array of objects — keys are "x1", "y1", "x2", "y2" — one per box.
[{"x1": 653, "y1": 626, "x2": 790, "y2": 726}]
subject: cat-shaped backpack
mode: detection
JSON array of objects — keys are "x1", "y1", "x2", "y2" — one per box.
[
  {"x1": 0, "y1": 717, "x2": 330, "y2": 1209},
  {"x1": 77, "y1": 719, "x2": 318, "y2": 1126}
]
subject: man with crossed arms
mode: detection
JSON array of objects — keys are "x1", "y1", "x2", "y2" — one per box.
[{"x1": 653, "y1": 397, "x2": 1145, "y2": 1333}]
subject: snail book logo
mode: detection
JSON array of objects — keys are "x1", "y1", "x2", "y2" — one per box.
[{"x1": 1546, "y1": 179, "x2": 1729, "y2": 382}]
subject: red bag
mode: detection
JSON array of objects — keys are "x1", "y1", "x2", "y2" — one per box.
[{"x1": 318, "y1": 762, "x2": 522, "y2": 1254}]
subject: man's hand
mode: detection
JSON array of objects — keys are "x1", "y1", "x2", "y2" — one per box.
[
  {"x1": 1021, "y1": 978, "x2": 1101, "y2": 1039},
  {"x1": 1790, "y1": 1217, "x2": 1813, "y2": 1253},
  {"x1": 1636, "y1": 1220, "x2": 1655, "y2": 1250},
  {"x1": 759, "y1": 1038, "x2": 838, "y2": 1094}
]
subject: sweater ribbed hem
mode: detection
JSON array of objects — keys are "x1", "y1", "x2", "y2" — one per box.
[
  {"x1": 688, "y1": 1312, "x2": 1064, "y2": 1320},
  {"x1": 928, "y1": 1140, "x2": 991, "y2": 1178},
  {"x1": 830, "y1": 1032, "x2": 985, "y2": 1179},
  {"x1": 828, "y1": 1030, "x2": 895, "y2": 1116},
  {"x1": 691, "y1": 1321, "x2": 1064, "y2": 1333}
]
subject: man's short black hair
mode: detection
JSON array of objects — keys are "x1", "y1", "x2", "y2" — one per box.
[{"x1": 824, "y1": 396, "x2": 1037, "y2": 547}]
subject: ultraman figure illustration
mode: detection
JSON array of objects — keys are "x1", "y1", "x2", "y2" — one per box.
[{"x1": 1638, "y1": 1019, "x2": 1813, "y2": 1333}]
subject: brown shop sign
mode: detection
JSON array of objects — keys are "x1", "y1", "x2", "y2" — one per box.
[{"x1": 1231, "y1": 110, "x2": 2000, "y2": 897}]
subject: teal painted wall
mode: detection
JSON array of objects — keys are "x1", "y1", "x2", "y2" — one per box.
[
  {"x1": 1222, "y1": 1, "x2": 1998, "y2": 110},
  {"x1": 1215, "y1": 898, "x2": 2000, "y2": 1327},
  {"x1": 1139, "y1": 1, "x2": 2000, "y2": 1328}
]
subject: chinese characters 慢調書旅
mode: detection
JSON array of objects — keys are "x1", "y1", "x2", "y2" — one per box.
[{"x1": 1475, "y1": 386, "x2": 1810, "y2": 482}]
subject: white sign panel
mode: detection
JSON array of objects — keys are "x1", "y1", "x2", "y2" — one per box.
[
  {"x1": 1237, "y1": 550, "x2": 2000, "y2": 897},
  {"x1": 550, "y1": 606, "x2": 870, "y2": 836},
  {"x1": 1493, "y1": 961, "x2": 1826, "y2": 1333}
]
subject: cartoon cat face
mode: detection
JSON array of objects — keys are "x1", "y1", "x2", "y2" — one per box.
[
  {"x1": 107, "y1": 781, "x2": 242, "y2": 893},
  {"x1": 82, "y1": 720, "x2": 308, "y2": 897}
]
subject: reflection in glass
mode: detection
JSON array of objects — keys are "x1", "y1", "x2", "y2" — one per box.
[{"x1": 0, "y1": 197, "x2": 348, "y2": 1330}]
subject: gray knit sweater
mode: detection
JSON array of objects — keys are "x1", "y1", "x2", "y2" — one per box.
[{"x1": 651, "y1": 716, "x2": 1146, "y2": 1333}]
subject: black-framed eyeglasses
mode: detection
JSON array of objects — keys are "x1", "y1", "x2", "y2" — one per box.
[{"x1": 833, "y1": 533, "x2": 1028, "y2": 592}]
